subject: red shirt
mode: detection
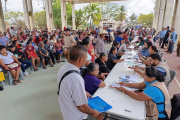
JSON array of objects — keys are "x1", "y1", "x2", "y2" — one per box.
[
  {"x1": 21, "y1": 35, "x2": 27, "y2": 41},
  {"x1": 33, "y1": 37, "x2": 42, "y2": 44},
  {"x1": 123, "y1": 33, "x2": 128, "y2": 42},
  {"x1": 88, "y1": 45, "x2": 95, "y2": 62}
]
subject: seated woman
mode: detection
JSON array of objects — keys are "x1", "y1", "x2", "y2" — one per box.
[
  {"x1": 81, "y1": 37, "x2": 92, "y2": 67},
  {"x1": 44, "y1": 40, "x2": 60, "y2": 64},
  {"x1": 95, "y1": 52, "x2": 110, "y2": 74},
  {"x1": 38, "y1": 42, "x2": 54, "y2": 69},
  {"x1": 134, "y1": 37, "x2": 144, "y2": 47},
  {"x1": 25, "y1": 41, "x2": 40, "y2": 71},
  {"x1": 49, "y1": 34, "x2": 56, "y2": 44},
  {"x1": 33, "y1": 36, "x2": 42, "y2": 46},
  {"x1": 9, "y1": 44, "x2": 32, "y2": 76},
  {"x1": 82, "y1": 62, "x2": 106, "y2": 95},
  {"x1": 0, "y1": 45, "x2": 21, "y2": 85},
  {"x1": 139, "y1": 41, "x2": 152, "y2": 57},
  {"x1": 54, "y1": 38, "x2": 63, "y2": 61},
  {"x1": 107, "y1": 46, "x2": 124, "y2": 70},
  {"x1": 115, "y1": 66, "x2": 171, "y2": 120},
  {"x1": 139, "y1": 45, "x2": 158, "y2": 66}
]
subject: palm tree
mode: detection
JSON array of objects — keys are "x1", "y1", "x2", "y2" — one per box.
[
  {"x1": 116, "y1": 5, "x2": 127, "y2": 28},
  {"x1": 84, "y1": 3, "x2": 101, "y2": 27}
]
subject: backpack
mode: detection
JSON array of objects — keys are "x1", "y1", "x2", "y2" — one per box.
[{"x1": 170, "y1": 94, "x2": 180, "y2": 120}]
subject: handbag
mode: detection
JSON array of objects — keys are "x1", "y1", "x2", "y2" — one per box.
[
  {"x1": 7, "y1": 63, "x2": 19, "y2": 69},
  {"x1": 28, "y1": 51, "x2": 37, "y2": 58}
]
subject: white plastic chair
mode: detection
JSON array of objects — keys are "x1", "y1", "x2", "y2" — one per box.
[{"x1": 166, "y1": 69, "x2": 176, "y2": 89}]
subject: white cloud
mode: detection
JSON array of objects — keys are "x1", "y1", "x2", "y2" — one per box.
[{"x1": 1, "y1": 0, "x2": 155, "y2": 16}]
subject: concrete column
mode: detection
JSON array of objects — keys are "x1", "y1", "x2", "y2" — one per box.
[
  {"x1": 152, "y1": 0, "x2": 158, "y2": 29},
  {"x1": 0, "y1": 0, "x2": 6, "y2": 32},
  {"x1": 63, "y1": 1, "x2": 67, "y2": 28},
  {"x1": 49, "y1": 0, "x2": 54, "y2": 32},
  {"x1": 45, "y1": 0, "x2": 51, "y2": 32},
  {"x1": 163, "y1": 0, "x2": 174, "y2": 28},
  {"x1": 72, "y1": 2, "x2": 76, "y2": 30},
  {"x1": 27, "y1": 0, "x2": 34, "y2": 31},
  {"x1": 154, "y1": 0, "x2": 161, "y2": 31},
  {"x1": 171, "y1": 0, "x2": 180, "y2": 51},
  {"x1": 22, "y1": 0, "x2": 30, "y2": 30},
  {"x1": 61, "y1": 0, "x2": 65, "y2": 30},
  {"x1": 157, "y1": 0, "x2": 166, "y2": 32}
]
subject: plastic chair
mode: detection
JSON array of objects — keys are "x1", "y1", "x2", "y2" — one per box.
[
  {"x1": 5, "y1": 70, "x2": 24, "y2": 85},
  {"x1": 166, "y1": 69, "x2": 176, "y2": 89},
  {"x1": 106, "y1": 49, "x2": 110, "y2": 54},
  {"x1": 159, "y1": 53, "x2": 164, "y2": 59},
  {"x1": 1, "y1": 81, "x2": 5, "y2": 87},
  {"x1": 158, "y1": 48, "x2": 162, "y2": 53},
  {"x1": 162, "y1": 59, "x2": 167, "y2": 63}
]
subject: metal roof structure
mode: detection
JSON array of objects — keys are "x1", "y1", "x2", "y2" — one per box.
[{"x1": 65, "y1": 0, "x2": 127, "y2": 4}]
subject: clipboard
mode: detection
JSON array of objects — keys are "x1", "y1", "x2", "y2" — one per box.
[{"x1": 88, "y1": 96, "x2": 112, "y2": 112}]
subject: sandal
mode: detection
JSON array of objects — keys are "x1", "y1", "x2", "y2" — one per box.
[
  {"x1": 51, "y1": 65, "x2": 54, "y2": 67},
  {"x1": 17, "y1": 79, "x2": 22, "y2": 83},
  {"x1": 13, "y1": 80, "x2": 18, "y2": 85}
]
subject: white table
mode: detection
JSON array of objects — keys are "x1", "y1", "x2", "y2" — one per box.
[{"x1": 93, "y1": 49, "x2": 146, "y2": 120}]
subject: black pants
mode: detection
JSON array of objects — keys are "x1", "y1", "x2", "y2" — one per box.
[
  {"x1": 158, "y1": 117, "x2": 169, "y2": 120},
  {"x1": 161, "y1": 38, "x2": 168, "y2": 48},
  {"x1": 49, "y1": 52, "x2": 59, "y2": 63}
]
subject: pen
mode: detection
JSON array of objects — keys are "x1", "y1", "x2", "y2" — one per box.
[{"x1": 125, "y1": 109, "x2": 131, "y2": 112}]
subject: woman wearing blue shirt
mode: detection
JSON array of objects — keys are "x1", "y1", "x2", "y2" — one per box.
[
  {"x1": 115, "y1": 66, "x2": 171, "y2": 120},
  {"x1": 140, "y1": 41, "x2": 152, "y2": 57}
]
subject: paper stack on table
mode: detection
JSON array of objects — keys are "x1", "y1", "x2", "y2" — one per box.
[
  {"x1": 110, "y1": 81, "x2": 139, "y2": 92},
  {"x1": 120, "y1": 74, "x2": 138, "y2": 83},
  {"x1": 127, "y1": 61, "x2": 141, "y2": 67}
]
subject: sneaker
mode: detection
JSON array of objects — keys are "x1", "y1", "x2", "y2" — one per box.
[
  {"x1": 24, "y1": 71, "x2": 28, "y2": 76},
  {"x1": 0, "y1": 86, "x2": 3, "y2": 91}
]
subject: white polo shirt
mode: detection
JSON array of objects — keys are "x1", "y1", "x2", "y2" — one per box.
[{"x1": 57, "y1": 63, "x2": 88, "y2": 120}]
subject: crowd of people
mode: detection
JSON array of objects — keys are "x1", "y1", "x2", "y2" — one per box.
[{"x1": 0, "y1": 25, "x2": 177, "y2": 120}]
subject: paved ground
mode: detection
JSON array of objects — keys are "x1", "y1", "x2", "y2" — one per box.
[{"x1": 0, "y1": 43, "x2": 179, "y2": 120}]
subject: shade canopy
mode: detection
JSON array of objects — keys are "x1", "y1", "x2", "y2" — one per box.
[{"x1": 65, "y1": 0, "x2": 127, "y2": 4}]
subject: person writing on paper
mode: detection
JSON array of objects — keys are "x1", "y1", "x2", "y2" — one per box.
[
  {"x1": 82, "y1": 62, "x2": 106, "y2": 95},
  {"x1": 138, "y1": 46, "x2": 158, "y2": 66},
  {"x1": 139, "y1": 41, "x2": 152, "y2": 57},
  {"x1": 129, "y1": 53, "x2": 170, "y2": 85},
  {"x1": 107, "y1": 46, "x2": 124, "y2": 71},
  {"x1": 118, "y1": 42, "x2": 130, "y2": 54},
  {"x1": 57, "y1": 45, "x2": 104, "y2": 120},
  {"x1": 116, "y1": 66, "x2": 171, "y2": 120}
]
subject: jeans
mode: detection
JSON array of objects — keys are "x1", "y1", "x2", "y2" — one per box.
[
  {"x1": 20, "y1": 60, "x2": 32, "y2": 72},
  {"x1": 159, "y1": 38, "x2": 164, "y2": 46},
  {"x1": 168, "y1": 41, "x2": 175, "y2": 53}
]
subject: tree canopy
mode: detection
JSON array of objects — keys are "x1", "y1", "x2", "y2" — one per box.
[
  {"x1": 138, "y1": 13, "x2": 154, "y2": 27},
  {"x1": 34, "y1": 10, "x2": 46, "y2": 29}
]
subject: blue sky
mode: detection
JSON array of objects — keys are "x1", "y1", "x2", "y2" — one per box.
[{"x1": 1, "y1": 0, "x2": 155, "y2": 17}]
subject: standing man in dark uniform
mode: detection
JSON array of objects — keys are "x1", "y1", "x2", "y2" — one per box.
[{"x1": 161, "y1": 26, "x2": 171, "y2": 49}]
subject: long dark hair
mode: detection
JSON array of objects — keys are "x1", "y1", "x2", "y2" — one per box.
[
  {"x1": 109, "y1": 46, "x2": 116, "y2": 54},
  {"x1": 82, "y1": 62, "x2": 99, "y2": 78},
  {"x1": 145, "y1": 66, "x2": 164, "y2": 82},
  {"x1": 35, "y1": 36, "x2": 40, "y2": 42},
  {"x1": 81, "y1": 37, "x2": 90, "y2": 46},
  {"x1": 150, "y1": 46, "x2": 158, "y2": 53}
]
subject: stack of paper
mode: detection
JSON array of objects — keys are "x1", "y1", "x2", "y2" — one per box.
[{"x1": 120, "y1": 74, "x2": 138, "y2": 83}]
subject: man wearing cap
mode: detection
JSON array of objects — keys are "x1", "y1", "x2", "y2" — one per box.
[
  {"x1": 95, "y1": 29, "x2": 108, "y2": 55},
  {"x1": 64, "y1": 28, "x2": 76, "y2": 49}
]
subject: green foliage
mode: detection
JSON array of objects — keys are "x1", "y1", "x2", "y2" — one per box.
[
  {"x1": 99, "y1": 2, "x2": 119, "y2": 20},
  {"x1": 138, "y1": 13, "x2": 154, "y2": 27},
  {"x1": 52, "y1": 0, "x2": 61, "y2": 28},
  {"x1": 116, "y1": 5, "x2": 127, "y2": 22},
  {"x1": 75, "y1": 9, "x2": 86, "y2": 28},
  {"x1": 84, "y1": 3, "x2": 101, "y2": 26},
  {"x1": 128, "y1": 13, "x2": 138, "y2": 26},
  {"x1": 4, "y1": 11, "x2": 23, "y2": 24},
  {"x1": 34, "y1": 10, "x2": 46, "y2": 29}
]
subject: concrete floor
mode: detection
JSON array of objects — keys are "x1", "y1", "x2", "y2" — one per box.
[
  {"x1": 0, "y1": 43, "x2": 179, "y2": 120},
  {"x1": 0, "y1": 62, "x2": 66, "y2": 120}
]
